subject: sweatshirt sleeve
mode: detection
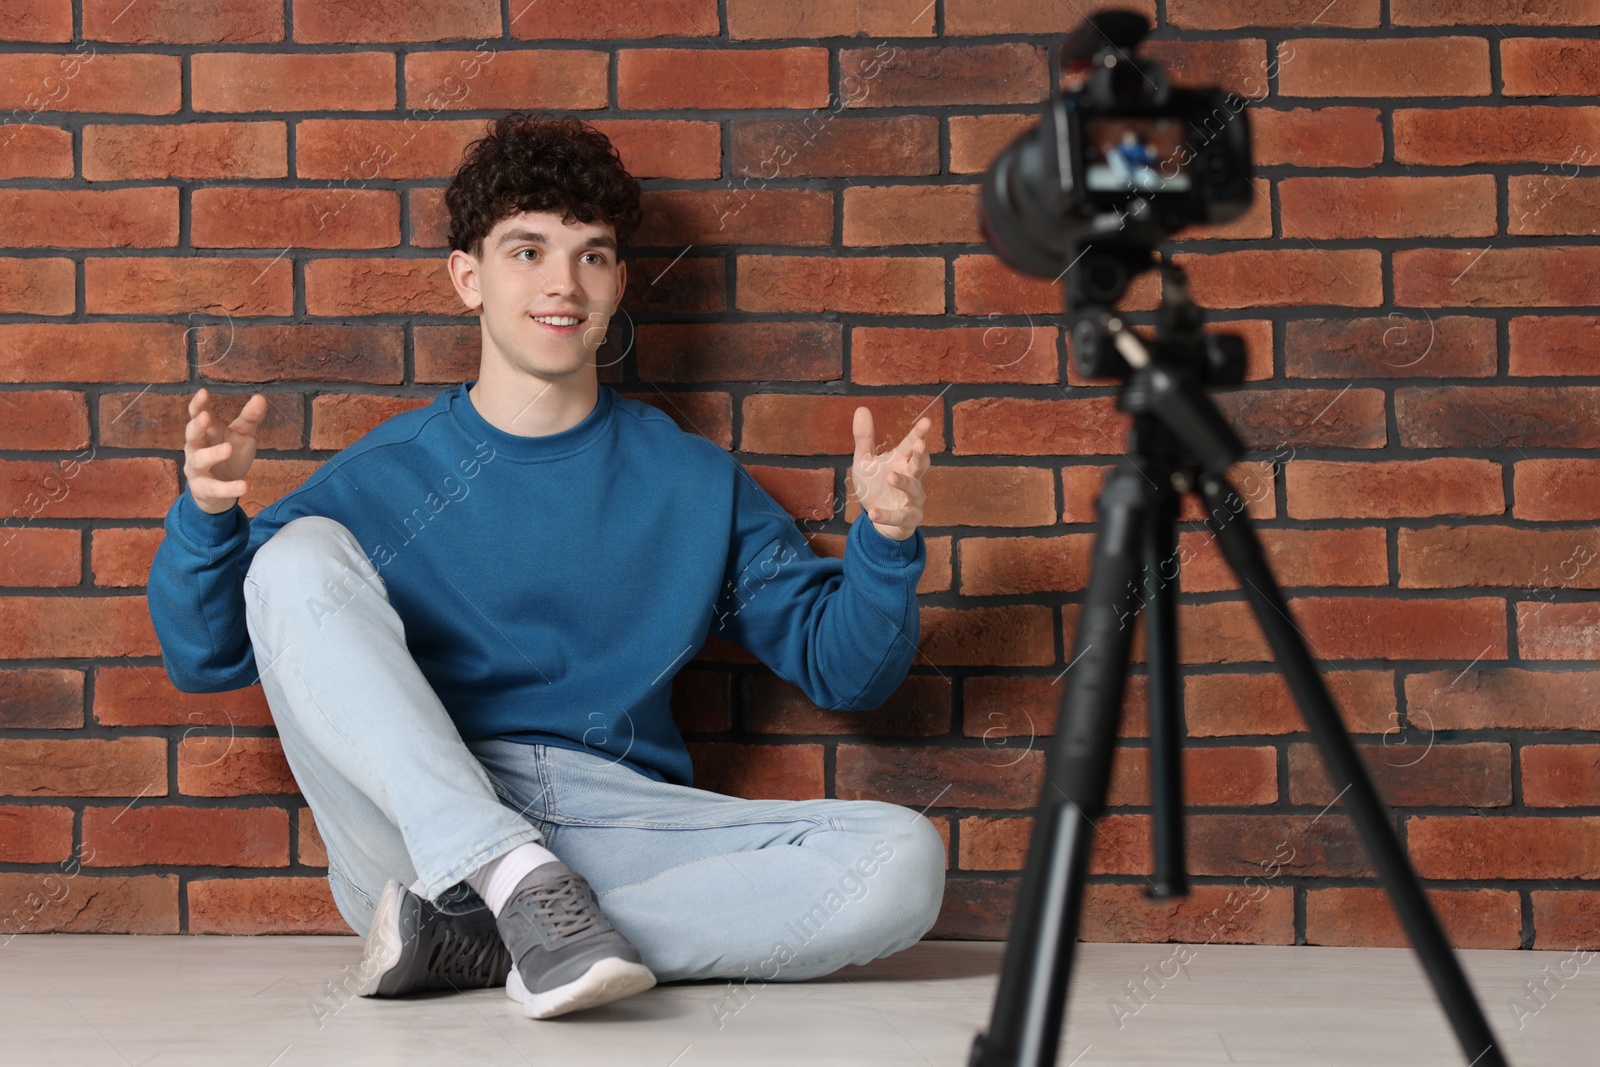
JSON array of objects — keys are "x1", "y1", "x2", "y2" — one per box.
[
  {"x1": 711, "y1": 469, "x2": 926, "y2": 711},
  {"x1": 146, "y1": 487, "x2": 274, "y2": 693}
]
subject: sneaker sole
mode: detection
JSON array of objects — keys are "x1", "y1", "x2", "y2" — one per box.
[
  {"x1": 506, "y1": 956, "x2": 657, "y2": 1019},
  {"x1": 355, "y1": 879, "x2": 406, "y2": 997}
]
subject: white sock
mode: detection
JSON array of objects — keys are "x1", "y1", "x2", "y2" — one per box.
[{"x1": 464, "y1": 840, "x2": 562, "y2": 916}]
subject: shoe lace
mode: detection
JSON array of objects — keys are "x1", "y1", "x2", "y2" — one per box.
[
  {"x1": 429, "y1": 923, "x2": 510, "y2": 984},
  {"x1": 524, "y1": 871, "x2": 599, "y2": 940}
]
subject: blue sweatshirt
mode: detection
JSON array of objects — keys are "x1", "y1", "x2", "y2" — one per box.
[{"x1": 146, "y1": 380, "x2": 926, "y2": 787}]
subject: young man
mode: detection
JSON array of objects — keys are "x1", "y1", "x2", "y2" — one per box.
[{"x1": 147, "y1": 112, "x2": 943, "y2": 1021}]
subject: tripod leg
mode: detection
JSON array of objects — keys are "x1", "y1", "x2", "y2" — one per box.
[
  {"x1": 1144, "y1": 476, "x2": 1188, "y2": 898},
  {"x1": 1196, "y1": 470, "x2": 1507, "y2": 1067},
  {"x1": 969, "y1": 461, "x2": 1152, "y2": 1067}
]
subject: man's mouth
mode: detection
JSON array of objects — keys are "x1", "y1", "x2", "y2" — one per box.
[{"x1": 531, "y1": 314, "x2": 583, "y2": 335}]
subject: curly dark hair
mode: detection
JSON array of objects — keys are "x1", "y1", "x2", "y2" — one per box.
[{"x1": 445, "y1": 111, "x2": 642, "y2": 260}]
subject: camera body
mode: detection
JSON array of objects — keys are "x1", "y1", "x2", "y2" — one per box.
[{"x1": 978, "y1": 10, "x2": 1253, "y2": 301}]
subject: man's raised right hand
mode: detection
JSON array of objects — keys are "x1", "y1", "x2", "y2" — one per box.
[{"x1": 183, "y1": 387, "x2": 269, "y2": 516}]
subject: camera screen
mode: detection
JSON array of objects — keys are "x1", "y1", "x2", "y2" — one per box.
[{"x1": 1083, "y1": 117, "x2": 1192, "y2": 194}]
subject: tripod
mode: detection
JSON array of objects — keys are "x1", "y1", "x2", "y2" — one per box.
[{"x1": 967, "y1": 260, "x2": 1507, "y2": 1067}]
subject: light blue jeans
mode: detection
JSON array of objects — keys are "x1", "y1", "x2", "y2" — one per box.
[{"x1": 241, "y1": 515, "x2": 946, "y2": 983}]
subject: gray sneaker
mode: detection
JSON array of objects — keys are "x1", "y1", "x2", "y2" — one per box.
[
  {"x1": 355, "y1": 878, "x2": 512, "y2": 997},
  {"x1": 495, "y1": 860, "x2": 656, "y2": 1019}
]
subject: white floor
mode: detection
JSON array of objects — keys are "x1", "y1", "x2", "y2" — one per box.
[{"x1": 0, "y1": 936, "x2": 1587, "y2": 1065}]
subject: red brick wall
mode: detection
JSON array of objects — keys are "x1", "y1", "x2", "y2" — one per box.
[{"x1": 1, "y1": 1, "x2": 1597, "y2": 950}]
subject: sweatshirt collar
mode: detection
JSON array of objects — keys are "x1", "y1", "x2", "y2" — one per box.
[{"x1": 447, "y1": 379, "x2": 614, "y2": 462}]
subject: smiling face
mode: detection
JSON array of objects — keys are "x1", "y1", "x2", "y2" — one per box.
[{"x1": 447, "y1": 207, "x2": 628, "y2": 384}]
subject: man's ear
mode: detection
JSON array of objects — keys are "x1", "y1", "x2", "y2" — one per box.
[
  {"x1": 614, "y1": 258, "x2": 627, "y2": 313},
  {"x1": 447, "y1": 249, "x2": 483, "y2": 314}
]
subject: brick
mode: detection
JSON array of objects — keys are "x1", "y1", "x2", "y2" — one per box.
[
  {"x1": 841, "y1": 43, "x2": 1048, "y2": 107},
  {"x1": 639, "y1": 323, "x2": 839, "y2": 383},
  {"x1": 0, "y1": 53, "x2": 180, "y2": 114},
  {"x1": 86, "y1": 256, "x2": 292, "y2": 316},
  {"x1": 1291, "y1": 596, "x2": 1508, "y2": 660},
  {"x1": 948, "y1": 113, "x2": 1036, "y2": 174},
  {"x1": 1279, "y1": 176, "x2": 1495, "y2": 239},
  {"x1": 1279, "y1": 37, "x2": 1489, "y2": 97},
  {"x1": 1529, "y1": 890, "x2": 1600, "y2": 950},
  {"x1": 1397, "y1": 386, "x2": 1600, "y2": 448},
  {"x1": 0, "y1": 323, "x2": 187, "y2": 382},
  {"x1": 0, "y1": 737, "x2": 166, "y2": 796},
  {"x1": 1135, "y1": 38, "x2": 1270, "y2": 98},
  {"x1": 1251, "y1": 107, "x2": 1384, "y2": 167},
  {"x1": 0, "y1": 594, "x2": 161, "y2": 659},
  {"x1": 90, "y1": 528, "x2": 163, "y2": 587},
  {"x1": 192, "y1": 50, "x2": 395, "y2": 112},
  {"x1": 188, "y1": 875, "x2": 347, "y2": 933},
  {"x1": 1514, "y1": 459, "x2": 1600, "y2": 521},
  {"x1": 1410, "y1": 816, "x2": 1600, "y2": 879},
  {"x1": 509, "y1": 0, "x2": 718, "y2": 39},
  {"x1": 947, "y1": 0, "x2": 1154, "y2": 32},
  {"x1": 1395, "y1": 106, "x2": 1600, "y2": 166},
  {"x1": 0, "y1": 1, "x2": 72, "y2": 41},
  {"x1": 0, "y1": 121, "x2": 73, "y2": 177},
  {"x1": 1393, "y1": 0, "x2": 1599, "y2": 25},
  {"x1": 929, "y1": 877, "x2": 1011, "y2": 940},
  {"x1": 1187, "y1": 670, "x2": 1396, "y2": 735},
  {"x1": 952, "y1": 396, "x2": 1129, "y2": 456},
  {"x1": 636, "y1": 188, "x2": 833, "y2": 248},
  {"x1": 0, "y1": 804, "x2": 73, "y2": 862},
  {"x1": 293, "y1": 118, "x2": 484, "y2": 181},
  {"x1": 178, "y1": 735, "x2": 299, "y2": 797},
  {"x1": 294, "y1": 0, "x2": 498, "y2": 42},
  {"x1": 303, "y1": 258, "x2": 458, "y2": 316},
  {"x1": 1307, "y1": 887, "x2": 1521, "y2": 949},
  {"x1": 1289, "y1": 741, "x2": 1511, "y2": 807},
  {"x1": 0, "y1": 389, "x2": 88, "y2": 449},
  {"x1": 738, "y1": 393, "x2": 945, "y2": 455},
  {"x1": 736, "y1": 254, "x2": 942, "y2": 314},
  {"x1": 1215, "y1": 387, "x2": 1387, "y2": 450},
  {"x1": 621, "y1": 254, "x2": 725, "y2": 314},
  {"x1": 918, "y1": 606, "x2": 1054, "y2": 666},
  {"x1": 192, "y1": 187, "x2": 399, "y2": 249},
  {"x1": 82, "y1": 0, "x2": 280, "y2": 42},
  {"x1": 1519, "y1": 602, "x2": 1600, "y2": 660},
  {"x1": 1509, "y1": 175, "x2": 1600, "y2": 237},
  {"x1": 959, "y1": 813, "x2": 1150, "y2": 874},
  {"x1": 743, "y1": 675, "x2": 949, "y2": 736},
  {"x1": 1285, "y1": 316, "x2": 1497, "y2": 379},
  {"x1": 0, "y1": 457, "x2": 177, "y2": 519},
  {"x1": 731, "y1": 115, "x2": 939, "y2": 179},
  {"x1": 667, "y1": 668, "x2": 732, "y2": 735},
  {"x1": 1408, "y1": 668, "x2": 1600, "y2": 731},
  {"x1": 842, "y1": 184, "x2": 981, "y2": 246},
  {"x1": 83, "y1": 804, "x2": 288, "y2": 867},
  {"x1": 1107, "y1": 746, "x2": 1278, "y2": 807},
  {"x1": 1082, "y1": 882, "x2": 1293, "y2": 944},
  {"x1": 0, "y1": 257, "x2": 73, "y2": 315},
  {"x1": 1400, "y1": 526, "x2": 1600, "y2": 589},
  {"x1": 0, "y1": 668, "x2": 82, "y2": 728},
  {"x1": 0, "y1": 873, "x2": 177, "y2": 935},
  {"x1": 98, "y1": 387, "x2": 303, "y2": 451},
  {"x1": 1501, "y1": 38, "x2": 1600, "y2": 96},
  {"x1": 588, "y1": 119, "x2": 724, "y2": 180},
  {"x1": 1188, "y1": 813, "x2": 1375, "y2": 878},
  {"x1": 1401, "y1": 244, "x2": 1600, "y2": 307},
  {"x1": 1181, "y1": 527, "x2": 1391, "y2": 593},
  {"x1": 729, "y1": 0, "x2": 933, "y2": 38},
  {"x1": 961, "y1": 673, "x2": 1145, "y2": 742},
  {"x1": 1523, "y1": 745, "x2": 1600, "y2": 807},
  {"x1": 0, "y1": 527, "x2": 76, "y2": 587},
  {"x1": 851, "y1": 326, "x2": 1059, "y2": 386},
  {"x1": 309, "y1": 393, "x2": 432, "y2": 449},
  {"x1": 627, "y1": 390, "x2": 735, "y2": 450},
  {"x1": 93, "y1": 665, "x2": 264, "y2": 728},
  {"x1": 298, "y1": 807, "x2": 327, "y2": 865},
  {"x1": 686, "y1": 742, "x2": 823, "y2": 800},
  {"x1": 837, "y1": 743, "x2": 1042, "y2": 808},
  {"x1": 1511, "y1": 316, "x2": 1600, "y2": 376},
  {"x1": 0, "y1": 188, "x2": 176, "y2": 247},
  {"x1": 743, "y1": 464, "x2": 831, "y2": 519},
  {"x1": 221, "y1": 458, "x2": 320, "y2": 513},
  {"x1": 960, "y1": 534, "x2": 1095, "y2": 596},
  {"x1": 1172, "y1": 250, "x2": 1382, "y2": 308},
  {"x1": 955, "y1": 253, "x2": 1160, "y2": 315},
  {"x1": 618, "y1": 48, "x2": 828, "y2": 110},
  {"x1": 403, "y1": 48, "x2": 606, "y2": 111},
  {"x1": 84, "y1": 122, "x2": 285, "y2": 180},
  {"x1": 1167, "y1": 0, "x2": 1379, "y2": 28},
  {"x1": 922, "y1": 466, "x2": 1057, "y2": 528},
  {"x1": 1285, "y1": 458, "x2": 1503, "y2": 519}
]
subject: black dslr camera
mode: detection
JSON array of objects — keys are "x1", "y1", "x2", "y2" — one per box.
[{"x1": 978, "y1": 9, "x2": 1254, "y2": 384}]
